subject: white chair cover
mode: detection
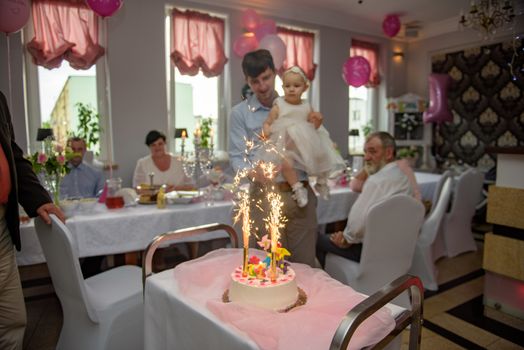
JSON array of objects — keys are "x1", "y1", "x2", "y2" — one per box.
[
  {"x1": 34, "y1": 215, "x2": 143, "y2": 350},
  {"x1": 324, "y1": 194, "x2": 425, "y2": 308},
  {"x1": 409, "y1": 177, "x2": 453, "y2": 291},
  {"x1": 441, "y1": 168, "x2": 484, "y2": 257}
]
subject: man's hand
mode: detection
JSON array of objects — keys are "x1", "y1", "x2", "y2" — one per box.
[
  {"x1": 329, "y1": 231, "x2": 352, "y2": 249},
  {"x1": 36, "y1": 203, "x2": 66, "y2": 224},
  {"x1": 307, "y1": 111, "x2": 324, "y2": 129}
]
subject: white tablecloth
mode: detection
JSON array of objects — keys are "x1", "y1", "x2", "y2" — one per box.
[
  {"x1": 17, "y1": 186, "x2": 359, "y2": 266},
  {"x1": 414, "y1": 172, "x2": 442, "y2": 202}
]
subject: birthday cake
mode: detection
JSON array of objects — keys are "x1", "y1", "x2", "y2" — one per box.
[{"x1": 229, "y1": 259, "x2": 298, "y2": 311}]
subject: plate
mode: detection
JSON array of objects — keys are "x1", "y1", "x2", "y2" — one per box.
[{"x1": 137, "y1": 199, "x2": 157, "y2": 205}]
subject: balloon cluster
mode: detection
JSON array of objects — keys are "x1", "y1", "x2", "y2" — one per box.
[{"x1": 233, "y1": 9, "x2": 286, "y2": 69}]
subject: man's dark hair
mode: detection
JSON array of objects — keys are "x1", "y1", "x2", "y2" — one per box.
[
  {"x1": 242, "y1": 49, "x2": 275, "y2": 79},
  {"x1": 366, "y1": 131, "x2": 397, "y2": 157},
  {"x1": 145, "y1": 130, "x2": 166, "y2": 146}
]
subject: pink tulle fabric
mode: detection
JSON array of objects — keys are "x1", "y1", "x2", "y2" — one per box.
[
  {"x1": 171, "y1": 9, "x2": 228, "y2": 78},
  {"x1": 173, "y1": 249, "x2": 395, "y2": 350},
  {"x1": 26, "y1": 0, "x2": 104, "y2": 70}
]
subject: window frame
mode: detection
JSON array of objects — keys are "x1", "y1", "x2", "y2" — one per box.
[
  {"x1": 165, "y1": 6, "x2": 230, "y2": 155},
  {"x1": 21, "y1": 18, "x2": 110, "y2": 160}
]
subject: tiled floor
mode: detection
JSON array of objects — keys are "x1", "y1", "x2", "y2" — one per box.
[{"x1": 19, "y1": 242, "x2": 524, "y2": 349}]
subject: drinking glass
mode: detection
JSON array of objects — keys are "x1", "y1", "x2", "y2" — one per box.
[{"x1": 105, "y1": 178, "x2": 125, "y2": 209}]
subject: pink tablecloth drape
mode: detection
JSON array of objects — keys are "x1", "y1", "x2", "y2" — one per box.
[{"x1": 173, "y1": 248, "x2": 395, "y2": 350}]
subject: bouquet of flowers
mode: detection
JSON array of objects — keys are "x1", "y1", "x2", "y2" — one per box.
[
  {"x1": 396, "y1": 113, "x2": 421, "y2": 132},
  {"x1": 27, "y1": 138, "x2": 73, "y2": 204}
]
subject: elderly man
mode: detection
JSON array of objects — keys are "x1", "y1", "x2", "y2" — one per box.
[
  {"x1": 228, "y1": 49, "x2": 323, "y2": 267},
  {"x1": 60, "y1": 137, "x2": 104, "y2": 199},
  {"x1": 317, "y1": 131, "x2": 415, "y2": 265}
]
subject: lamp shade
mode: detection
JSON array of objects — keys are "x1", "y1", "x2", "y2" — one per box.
[
  {"x1": 349, "y1": 129, "x2": 360, "y2": 136},
  {"x1": 36, "y1": 128, "x2": 53, "y2": 141},
  {"x1": 174, "y1": 128, "x2": 188, "y2": 138}
]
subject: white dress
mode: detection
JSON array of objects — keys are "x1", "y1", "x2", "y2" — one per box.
[{"x1": 268, "y1": 97, "x2": 345, "y2": 176}]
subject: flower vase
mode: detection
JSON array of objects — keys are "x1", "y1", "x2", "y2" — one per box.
[{"x1": 43, "y1": 174, "x2": 61, "y2": 205}]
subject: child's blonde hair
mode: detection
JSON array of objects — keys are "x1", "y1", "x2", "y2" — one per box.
[{"x1": 282, "y1": 66, "x2": 309, "y2": 84}]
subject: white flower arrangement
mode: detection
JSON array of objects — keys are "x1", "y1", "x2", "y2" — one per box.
[{"x1": 396, "y1": 113, "x2": 420, "y2": 131}]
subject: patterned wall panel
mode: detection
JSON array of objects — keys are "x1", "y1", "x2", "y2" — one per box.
[{"x1": 431, "y1": 39, "x2": 524, "y2": 169}]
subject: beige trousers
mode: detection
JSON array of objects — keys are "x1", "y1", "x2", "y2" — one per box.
[{"x1": 0, "y1": 205, "x2": 26, "y2": 350}]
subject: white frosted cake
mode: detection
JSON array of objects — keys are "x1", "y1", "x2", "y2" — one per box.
[{"x1": 229, "y1": 265, "x2": 298, "y2": 311}]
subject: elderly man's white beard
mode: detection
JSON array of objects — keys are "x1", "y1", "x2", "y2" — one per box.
[{"x1": 364, "y1": 158, "x2": 387, "y2": 175}]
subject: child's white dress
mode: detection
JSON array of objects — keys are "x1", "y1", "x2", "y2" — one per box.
[{"x1": 268, "y1": 97, "x2": 345, "y2": 176}]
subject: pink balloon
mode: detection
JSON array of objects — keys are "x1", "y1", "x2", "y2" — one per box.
[
  {"x1": 0, "y1": 0, "x2": 30, "y2": 34},
  {"x1": 423, "y1": 74, "x2": 453, "y2": 123},
  {"x1": 233, "y1": 33, "x2": 259, "y2": 58},
  {"x1": 86, "y1": 0, "x2": 123, "y2": 18},
  {"x1": 342, "y1": 56, "x2": 371, "y2": 87},
  {"x1": 382, "y1": 14, "x2": 401, "y2": 38},
  {"x1": 259, "y1": 34, "x2": 286, "y2": 69},
  {"x1": 241, "y1": 9, "x2": 260, "y2": 31},
  {"x1": 254, "y1": 19, "x2": 276, "y2": 41}
]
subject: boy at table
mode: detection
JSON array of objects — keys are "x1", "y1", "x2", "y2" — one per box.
[{"x1": 228, "y1": 49, "x2": 323, "y2": 267}]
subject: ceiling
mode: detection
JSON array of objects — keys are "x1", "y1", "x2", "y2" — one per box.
[{"x1": 195, "y1": 0, "x2": 522, "y2": 41}]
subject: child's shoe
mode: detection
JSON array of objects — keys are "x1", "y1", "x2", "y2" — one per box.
[{"x1": 291, "y1": 182, "x2": 308, "y2": 208}]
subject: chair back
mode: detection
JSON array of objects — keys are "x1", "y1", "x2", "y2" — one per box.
[
  {"x1": 419, "y1": 177, "x2": 453, "y2": 247},
  {"x1": 449, "y1": 168, "x2": 484, "y2": 219},
  {"x1": 357, "y1": 194, "x2": 425, "y2": 293},
  {"x1": 429, "y1": 170, "x2": 452, "y2": 215},
  {"x1": 34, "y1": 215, "x2": 98, "y2": 323}
]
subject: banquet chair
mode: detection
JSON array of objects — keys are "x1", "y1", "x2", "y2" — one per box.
[
  {"x1": 429, "y1": 170, "x2": 452, "y2": 216},
  {"x1": 441, "y1": 168, "x2": 484, "y2": 257},
  {"x1": 324, "y1": 194, "x2": 425, "y2": 308},
  {"x1": 409, "y1": 177, "x2": 453, "y2": 291},
  {"x1": 34, "y1": 215, "x2": 143, "y2": 350}
]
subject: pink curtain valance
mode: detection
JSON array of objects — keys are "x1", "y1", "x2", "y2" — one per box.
[
  {"x1": 350, "y1": 39, "x2": 381, "y2": 87},
  {"x1": 277, "y1": 27, "x2": 317, "y2": 81},
  {"x1": 26, "y1": 0, "x2": 104, "y2": 70},
  {"x1": 171, "y1": 9, "x2": 228, "y2": 77}
]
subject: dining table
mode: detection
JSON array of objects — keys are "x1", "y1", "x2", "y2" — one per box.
[
  {"x1": 17, "y1": 186, "x2": 359, "y2": 266},
  {"x1": 144, "y1": 248, "x2": 404, "y2": 350}
]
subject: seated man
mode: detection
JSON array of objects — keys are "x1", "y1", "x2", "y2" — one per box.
[
  {"x1": 316, "y1": 132, "x2": 415, "y2": 265},
  {"x1": 60, "y1": 137, "x2": 104, "y2": 198}
]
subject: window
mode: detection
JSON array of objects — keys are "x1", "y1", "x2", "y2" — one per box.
[
  {"x1": 166, "y1": 8, "x2": 228, "y2": 155},
  {"x1": 274, "y1": 25, "x2": 318, "y2": 104},
  {"x1": 23, "y1": 0, "x2": 108, "y2": 159},
  {"x1": 348, "y1": 40, "x2": 380, "y2": 154}
]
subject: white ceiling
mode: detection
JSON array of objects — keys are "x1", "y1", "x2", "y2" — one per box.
[{"x1": 196, "y1": 0, "x2": 522, "y2": 41}]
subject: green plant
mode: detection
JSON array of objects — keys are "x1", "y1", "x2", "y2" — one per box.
[
  {"x1": 199, "y1": 117, "x2": 214, "y2": 149},
  {"x1": 397, "y1": 146, "x2": 419, "y2": 159},
  {"x1": 74, "y1": 103, "x2": 102, "y2": 155},
  {"x1": 41, "y1": 121, "x2": 52, "y2": 129},
  {"x1": 362, "y1": 122, "x2": 374, "y2": 137}
]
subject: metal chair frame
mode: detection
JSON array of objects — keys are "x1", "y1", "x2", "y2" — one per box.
[
  {"x1": 142, "y1": 223, "x2": 239, "y2": 288},
  {"x1": 330, "y1": 275, "x2": 424, "y2": 350}
]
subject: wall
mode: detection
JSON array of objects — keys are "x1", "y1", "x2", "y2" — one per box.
[{"x1": 0, "y1": 0, "x2": 403, "y2": 186}]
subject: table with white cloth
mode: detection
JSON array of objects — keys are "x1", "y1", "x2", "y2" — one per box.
[
  {"x1": 144, "y1": 248, "x2": 400, "y2": 350},
  {"x1": 414, "y1": 172, "x2": 442, "y2": 202},
  {"x1": 17, "y1": 186, "x2": 359, "y2": 266}
]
